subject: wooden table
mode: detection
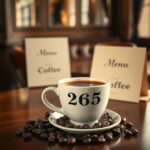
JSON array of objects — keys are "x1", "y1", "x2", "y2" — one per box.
[{"x1": 0, "y1": 87, "x2": 149, "y2": 150}]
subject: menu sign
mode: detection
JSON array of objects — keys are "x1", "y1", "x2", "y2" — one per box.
[
  {"x1": 25, "y1": 37, "x2": 71, "y2": 87},
  {"x1": 91, "y1": 45, "x2": 147, "y2": 102}
]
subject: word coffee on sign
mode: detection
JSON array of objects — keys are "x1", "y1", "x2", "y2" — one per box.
[
  {"x1": 91, "y1": 45, "x2": 147, "y2": 103},
  {"x1": 25, "y1": 38, "x2": 71, "y2": 87}
]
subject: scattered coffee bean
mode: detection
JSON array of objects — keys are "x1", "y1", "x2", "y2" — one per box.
[
  {"x1": 121, "y1": 117, "x2": 127, "y2": 124},
  {"x1": 100, "y1": 113, "x2": 110, "y2": 120},
  {"x1": 101, "y1": 120, "x2": 110, "y2": 127},
  {"x1": 92, "y1": 123, "x2": 101, "y2": 128},
  {"x1": 117, "y1": 124, "x2": 125, "y2": 132},
  {"x1": 91, "y1": 133, "x2": 98, "y2": 141},
  {"x1": 108, "y1": 118, "x2": 113, "y2": 124},
  {"x1": 56, "y1": 130, "x2": 65, "y2": 139},
  {"x1": 58, "y1": 137, "x2": 68, "y2": 144},
  {"x1": 82, "y1": 137, "x2": 91, "y2": 144},
  {"x1": 111, "y1": 128, "x2": 121, "y2": 137},
  {"x1": 16, "y1": 111, "x2": 139, "y2": 145},
  {"x1": 67, "y1": 135, "x2": 76, "y2": 144},
  {"x1": 56, "y1": 117, "x2": 66, "y2": 126},
  {"x1": 36, "y1": 129, "x2": 47, "y2": 137},
  {"x1": 97, "y1": 135, "x2": 106, "y2": 143},
  {"x1": 76, "y1": 125, "x2": 82, "y2": 129},
  {"x1": 125, "y1": 122, "x2": 134, "y2": 129},
  {"x1": 81, "y1": 134, "x2": 90, "y2": 140},
  {"x1": 39, "y1": 133, "x2": 48, "y2": 140},
  {"x1": 41, "y1": 119, "x2": 49, "y2": 124},
  {"x1": 39, "y1": 120, "x2": 51, "y2": 129},
  {"x1": 24, "y1": 124, "x2": 34, "y2": 131},
  {"x1": 32, "y1": 128, "x2": 42, "y2": 136},
  {"x1": 46, "y1": 127, "x2": 56, "y2": 132},
  {"x1": 16, "y1": 129, "x2": 23, "y2": 137},
  {"x1": 130, "y1": 128, "x2": 139, "y2": 136},
  {"x1": 65, "y1": 121, "x2": 74, "y2": 128},
  {"x1": 105, "y1": 132, "x2": 113, "y2": 141},
  {"x1": 45, "y1": 112, "x2": 50, "y2": 119},
  {"x1": 82, "y1": 124, "x2": 91, "y2": 129},
  {"x1": 124, "y1": 129, "x2": 133, "y2": 137},
  {"x1": 48, "y1": 132, "x2": 56, "y2": 143},
  {"x1": 23, "y1": 133, "x2": 32, "y2": 141},
  {"x1": 63, "y1": 115, "x2": 70, "y2": 121}
]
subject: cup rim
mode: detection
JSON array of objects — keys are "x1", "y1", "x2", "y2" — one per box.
[{"x1": 58, "y1": 77, "x2": 110, "y2": 88}]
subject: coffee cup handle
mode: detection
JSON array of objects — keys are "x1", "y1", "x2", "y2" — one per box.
[{"x1": 41, "y1": 87, "x2": 64, "y2": 114}]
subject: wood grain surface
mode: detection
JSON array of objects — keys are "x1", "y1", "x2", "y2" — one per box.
[{"x1": 0, "y1": 88, "x2": 149, "y2": 150}]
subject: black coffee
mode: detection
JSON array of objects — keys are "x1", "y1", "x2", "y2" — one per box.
[{"x1": 65, "y1": 80, "x2": 105, "y2": 86}]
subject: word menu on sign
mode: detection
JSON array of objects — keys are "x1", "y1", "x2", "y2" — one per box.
[
  {"x1": 91, "y1": 45, "x2": 147, "y2": 102},
  {"x1": 25, "y1": 37, "x2": 71, "y2": 87}
]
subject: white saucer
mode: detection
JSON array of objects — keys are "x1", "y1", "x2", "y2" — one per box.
[{"x1": 48, "y1": 109, "x2": 121, "y2": 134}]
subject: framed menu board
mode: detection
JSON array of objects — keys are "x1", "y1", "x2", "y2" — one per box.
[
  {"x1": 25, "y1": 37, "x2": 71, "y2": 87},
  {"x1": 91, "y1": 45, "x2": 147, "y2": 102}
]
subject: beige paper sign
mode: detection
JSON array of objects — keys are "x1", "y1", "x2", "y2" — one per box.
[
  {"x1": 91, "y1": 45, "x2": 147, "y2": 103},
  {"x1": 25, "y1": 37, "x2": 71, "y2": 87}
]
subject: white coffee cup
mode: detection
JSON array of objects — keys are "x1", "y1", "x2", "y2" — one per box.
[{"x1": 41, "y1": 77, "x2": 110, "y2": 126}]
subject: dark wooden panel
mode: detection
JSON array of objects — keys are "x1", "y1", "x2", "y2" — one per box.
[{"x1": 0, "y1": 0, "x2": 6, "y2": 41}]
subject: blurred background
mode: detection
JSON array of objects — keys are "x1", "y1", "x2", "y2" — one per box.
[{"x1": 0, "y1": 0, "x2": 150, "y2": 91}]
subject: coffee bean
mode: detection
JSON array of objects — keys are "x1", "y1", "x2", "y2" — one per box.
[
  {"x1": 82, "y1": 137, "x2": 91, "y2": 144},
  {"x1": 32, "y1": 128, "x2": 46, "y2": 137},
  {"x1": 26, "y1": 120, "x2": 36, "y2": 125},
  {"x1": 39, "y1": 120, "x2": 51, "y2": 129},
  {"x1": 125, "y1": 122, "x2": 134, "y2": 129},
  {"x1": 91, "y1": 134, "x2": 98, "y2": 141},
  {"x1": 82, "y1": 124, "x2": 91, "y2": 129},
  {"x1": 76, "y1": 125, "x2": 82, "y2": 129},
  {"x1": 117, "y1": 124, "x2": 125, "y2": 132},
  {"x1": 92, "y1": 123, "x2": 101, "y2": 128},
  {"x1": 124, "y1": 129, "x2": 133, "y2": 137},
  {"x1": 16, "y1": 129, "x2": 23, "y2": 137},
  {"x1": 24, "y1": 124, "x2": 36, "y2": 132},
  {"x1": 130, "y1": 128, "x2": 139, "y2": 136},
  {"x1": 15, "y1": 112, "x2": 139, "y2": 145},
  {"x1": 121, "y1": 117, "x2": 127, "y2": 124},
  {"x1": 63, "y1": 115, "x2": 70, "y2": 121},
  {"x1": 65, "y1": 121, "x2": 74, "y2": 128},
  {"x1": 46, "y1": 127, "x2": 56, "y2": 133},
  {"x1": 111, "y1": 128, "x2": 121, "y2": 137},
  {"x1": 45, "y1": 112, "x2": 50, "y2": 119},
  {"x1": 32, "y1": 128, "x2": 40, "y2": 135},
  {"x1": 48, "y1": 138, "x2": 55, "y2": 144},
  {"x1": 41, "y1": 119, "x2": 49, "y2": 124},
  {"x1": 67, "y1": 135, "x2": 76, "y2": 144},
  {"x1": 24, "y1": 124, "x2": 33, "y2": 130},
  {"x1": 97, "y1": 135, "x2": 106, "y2": 143},
  {"x1": 81, "y1": 134, "x2": 90, "y2": 140},
  {"x1": 105, "y1": 132, "x2": 113, "y2": 141},
  {"x1": 56, "y1": 117, "x2": 66, "y2": 126},
  {"x1": 108, "y1": 118, "x2": 113, "y2": 124},
  {"x1": 39, "y1": 133, "x2": 48, "y2": 140},
  {"x1": 58, "y1": 137, "x2": 68, "y2": 144},
  {"x1": 101, "y1": 120, "x2": 110, "y2": 127},
  {"x1": 43, "y1": 122, "x2": 52, "y2": 129},
  {"x1": 101, "y1": 113, "x2": 109, "y2": 120},
  {"x1": 23, "y1": 133, "x2": 32, "y2": 141},
  {"x1": 48, "y1": 132, "x2": 56, "y2": 143},
  {"x1": 56, "y1": 130, "x2": 65, "y2": 139}
]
